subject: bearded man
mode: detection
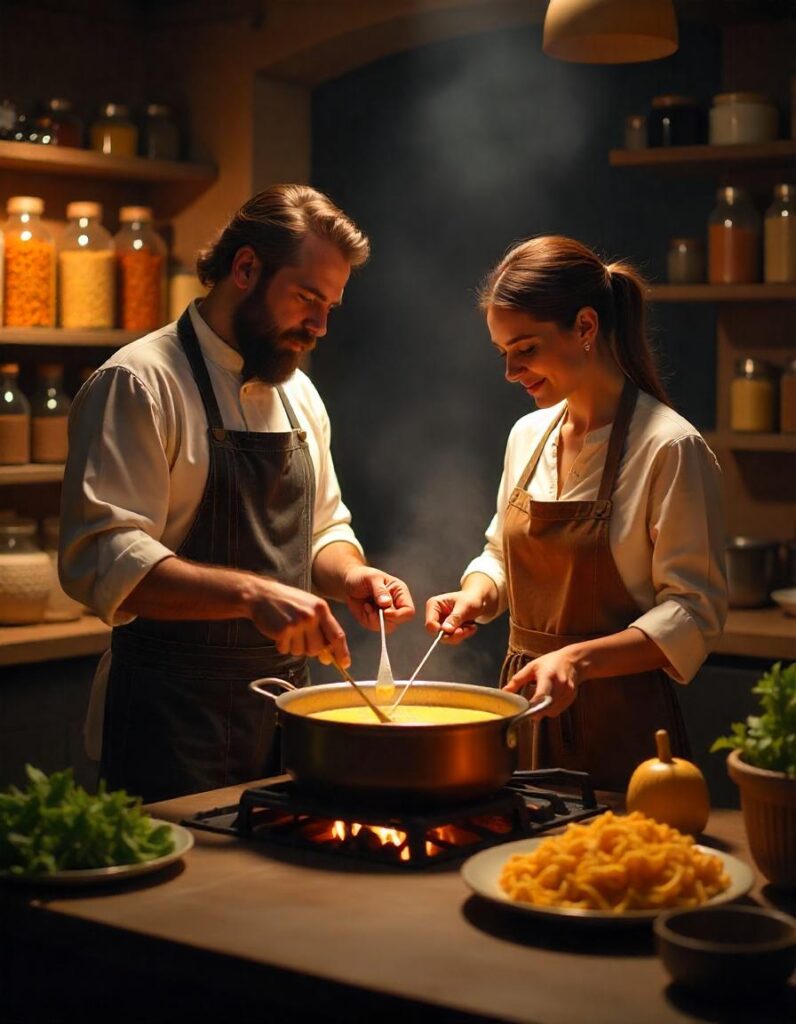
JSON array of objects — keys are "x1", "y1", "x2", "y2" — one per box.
[{"x1": 60, "y1": 185, "x2": 414, "y2": 802}]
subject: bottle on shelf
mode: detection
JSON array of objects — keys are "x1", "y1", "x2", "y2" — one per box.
[
  {"x1": 30, "y1": 364, "x2": 71, "y2": 464},
  {"x1": 666, "y1": 237, "x2": 704, "y2": 284},
  {"x1": 41, "y1": 515, "x2": 84, "y2": 622},
  {"x1": 764, "y1": 184, "x2": 796, "y2": 284},
  {"x1": 2, "y1": 195, "x2": 56, "y2": 327},
  {"x1": 647, "y1": 96, "x2": 705, "y2": 147},
  {"x1": 141, "y1": 103, "x2": 180, "y2": 161},
  {"x1": 59, "y1": 201, "x2": 116, "y2": 329},
  {"x1": 0, "y1": 363, "x2": 30, "y2": 465},
  {"x1": 34, "y1": 98, "x2": 83, "y2": 148},
  {"x1": 89, "y1": 103, "x2": 138, "y2": 158},
  {"x1": 0, "y1": 514, "x2": 53, "y2": 626},
  {"x1": 707, "y1": 187, "x2": 761, "y2": 285},
  {"x1": 115, "y1": 206, "x2": 167, "y2": 333},
  {"x1": 0, "y1": 99, "x2": 15, "y2": 141},
  {"x1": 780, "y1": 358, "x2": 796, "y2": 434},
  {"x1": 730, "y1": 358, "x2": 776, "y2": 433}
]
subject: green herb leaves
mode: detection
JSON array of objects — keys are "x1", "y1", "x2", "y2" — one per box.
[{"x1": 0, "y1": 765, "x2": 175, "y2": 876}]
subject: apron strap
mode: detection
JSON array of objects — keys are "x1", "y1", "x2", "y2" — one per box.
[
  {"x1": 517, "y1": 405, "x2": 567, "y2": 491},
  {"x1": 596, "y1": 378, "x2": 638, "y2": 502},
  {"x1": 276, "y1": 384, "x2": 302, "y2": 433},
  {"x1": 176, "y1": 308, "x2": 225, "y2": 432}
]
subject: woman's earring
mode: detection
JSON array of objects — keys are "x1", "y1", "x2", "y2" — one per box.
[{"x1": 583, "y1": 342, "x2": 591, "y2": 352}]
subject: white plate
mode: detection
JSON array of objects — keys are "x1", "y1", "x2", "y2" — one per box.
[
  {"x1": 771, "y1": 588, "x2": 796, "y2": 617},
  {"x1": 461, "y1": 836, "x2": 755, "y2": 926},
  {"x1": 0, "y1": 819, "x2": 194, "y2": 887}
]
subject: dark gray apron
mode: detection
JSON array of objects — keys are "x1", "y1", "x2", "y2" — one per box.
[{"x1": 101, "y1": 309, "x2": 314, "y2": 802}]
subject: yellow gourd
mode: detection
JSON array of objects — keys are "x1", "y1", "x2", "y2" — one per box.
[{"x1": 626, "y1": 729, "x2": 710, "y2": 835}]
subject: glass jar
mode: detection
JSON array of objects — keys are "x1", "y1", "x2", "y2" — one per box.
[
  {"x1": 730, "y1": 358, "x2": 776, "y2": 433},
  {"x1": 623, "y1": 114, "x2": 647, "y2": 151},
  {"x1": 764, "y1": 183, "x2": 796, "y2": 284},
  {"x1": 708, "y1": 187, "x2": 761, "y2": 284},
  {"x1": 0, "y1": 517, "x2": 52, "y2": 625},
  {"x1": 0, "y1": 98, "x2": 15, "y2": 141},
  {"x1": 30, "y1": 363, "x2": 71, "y2": 464},
  {"x1": 41, "y1": 515, "x2": 84, "y2": 622},
  {"x1": 141, "y1": 103, "x2": 179, "y2": 161},
  {"x1": 3, "y1": 195, "x2": 56, "y2": 326},
  {"x1": 89, "y1": 103, "x2": 138, "y2": 158},
  {"x1": 666, "y1": 237, "x2": 704, "y2": 284},
  {"x1": 169, "y1": 263, "x2": 205, "y2": 320},
  {"x1": 709, "y1": 92, "x2": 779, "y2": 146},
  {"x1": 35, "y1": 98, "x2": 83, "y2": 148},
  {"x1": 647, "y1": 96, "x2": 704, "y2": 147},
  {"x1": 115, "y1": 206, "x2": 167, "y2": 332},
  {"x1": 0, "y1": 363, "x2": 30, "y2": 464},
  {"x1": 780, "y1": 358, "x2": 796, "y2": 434},
  {"x1": 59, "y1": 201, "x2": 116, "y2": 329}
]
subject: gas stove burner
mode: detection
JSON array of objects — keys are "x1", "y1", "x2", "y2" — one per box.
[{"x1": 184, "y1": 769, "x2": 608, "y2": 869}]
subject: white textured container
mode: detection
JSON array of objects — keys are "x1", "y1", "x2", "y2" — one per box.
[
  {"x1": 0, "y1": 517, "x2": 52, "y2": 624},
  {"x1": 709, "y1": 92, "x2": 778, "y2": 145}
]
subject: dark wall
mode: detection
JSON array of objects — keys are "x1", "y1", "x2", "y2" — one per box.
[{"x1": 309, "y1": 24, "x2": 721, "y2": 691}]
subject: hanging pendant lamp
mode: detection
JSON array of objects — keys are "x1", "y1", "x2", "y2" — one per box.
[{"x1": 543, "y1": 0, "x2": 679, "y2": 64}]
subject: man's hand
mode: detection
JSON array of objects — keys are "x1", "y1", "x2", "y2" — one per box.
[
  {"x1": 503, "y1": 647, "x2": 580, "y2": 718},
  {"x1": 247, "y1": 577, "x2": 350, "y2": 667},
  {"x1": 342, "y1": 565, "x2": 415, "y2": 632}
]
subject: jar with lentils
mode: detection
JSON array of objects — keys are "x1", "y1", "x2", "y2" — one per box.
[
  {"x1": 114, "y1": 206, "x2": 167, "y2": 333},
  {"x1": 3, "y1": 196, "x2": 56, "y2": 327},
  {"x1": 59, "y1": 201, "x2": 116, "y2": 329}
]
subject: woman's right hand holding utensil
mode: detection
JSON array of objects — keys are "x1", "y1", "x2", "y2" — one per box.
[{"x1": 425, "y1": 574, "x2": 499, "y2": 644}]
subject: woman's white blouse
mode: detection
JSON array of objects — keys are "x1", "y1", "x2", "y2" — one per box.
[{"x1": 462, "y1": 392, "x2": 728, "y2": 683}]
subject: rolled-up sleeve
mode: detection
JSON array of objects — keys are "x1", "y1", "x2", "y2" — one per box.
[
  {"x1": 309, "y1": 399, "x2": 363, "y2": 563},
  {"x1": 59, "y1": 368, "x2": 175, "y2": 626},
  {"x1": 629, "y1": 435, "x2": 728, "y2": 683}
]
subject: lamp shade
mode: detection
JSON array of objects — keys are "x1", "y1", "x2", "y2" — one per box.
[{"x1": 543, "y1": 0, "x2": 679, "y2": 64}]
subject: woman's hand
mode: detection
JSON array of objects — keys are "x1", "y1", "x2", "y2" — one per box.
[
  {"x1": 342, "y1": 565, "x2": 415, "y2": 633},
  {"x1": 425, "y1": 590, "x2": 483, "y2": 644},
  {"x1": 503, "y1": 647, "x2": 581, "y2": 717}
]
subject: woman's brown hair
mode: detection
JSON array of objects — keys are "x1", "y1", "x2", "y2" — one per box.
[
  {"x1": 196, "y1": 184, "x2": 370, "y2": 287},
  {"x1": 478, "y1": 235, "x2": 669, "y2": 405}
]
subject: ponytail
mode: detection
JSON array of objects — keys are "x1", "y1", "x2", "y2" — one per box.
[{"x1": 605, "y1": 261, "x2": 670, "y2": 406}]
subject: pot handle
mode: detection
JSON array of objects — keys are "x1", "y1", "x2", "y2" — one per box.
[
  {"x1": 505, "y1": 694, "x2": 553, "y2": 749},
  {"x1": 249, "y1": 677, "x2": 298, "y2": 703}
]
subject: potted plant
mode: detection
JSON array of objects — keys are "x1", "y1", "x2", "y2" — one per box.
[{"x1": 711, "y1": 661, "x2": 796, "y2": 890}]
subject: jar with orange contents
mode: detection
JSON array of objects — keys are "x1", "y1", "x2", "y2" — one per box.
[
  {"x1": 2, "y1": 196, "x2": 56, "y2": 327},
  {"x1": 114, "y1": 206, "x2": 167, "y2": 333}
]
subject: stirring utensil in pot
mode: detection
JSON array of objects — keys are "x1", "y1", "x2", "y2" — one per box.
[
  {"x1": 329, "y1": 656, "x2": 392, "y2": 724},
  {"x1": 388, "y1": 629, "x2": 444, "y2": 715},
  {"x1": 374, "y1": 607, "x2": 396, "y2": 704}
]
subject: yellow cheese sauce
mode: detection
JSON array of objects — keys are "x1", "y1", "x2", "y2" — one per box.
[{"x1": 308, "y1": 705, "x2": 501, "y2": 725}]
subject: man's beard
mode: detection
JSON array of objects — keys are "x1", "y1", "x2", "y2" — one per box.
[{"x1": 233, "y1": 277, "x2": 315, "y2": 384}]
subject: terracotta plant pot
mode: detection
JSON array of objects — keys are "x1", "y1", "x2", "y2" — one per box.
[{"x1": 727, "y1": 749, "x2": 796, "y2": 890}]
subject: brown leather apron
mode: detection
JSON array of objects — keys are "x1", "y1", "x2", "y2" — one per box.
[{"x1": 499, "y1": 380, "x2": 689, "y2": 792}]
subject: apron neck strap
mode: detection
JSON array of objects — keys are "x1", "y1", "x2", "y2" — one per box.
[
  {"x1": 275, "y1": 384, "x2": 301, "y2": 431},
  {"x1": 596, "y1": 378, "x2": 638, "y2": 502},
  {"x1": 177, "y1": 308, "x2": 225, "y2": 431},
  {"x1": 518, "y1": 405, "x2": 567, "y2": 491}
]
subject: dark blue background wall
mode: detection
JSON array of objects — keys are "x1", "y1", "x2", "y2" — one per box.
[{"x1": 309, "y1": 23, "x2": 721, "y2": 685}]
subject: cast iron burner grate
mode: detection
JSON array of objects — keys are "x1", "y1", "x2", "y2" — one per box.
[{"x1": 184, "y1": 769, "x2": 608, "y2": 869}]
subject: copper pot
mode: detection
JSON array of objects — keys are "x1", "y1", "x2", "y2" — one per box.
[{"x1": 249, "y1": 679, "x2": 550, "y2": 806}]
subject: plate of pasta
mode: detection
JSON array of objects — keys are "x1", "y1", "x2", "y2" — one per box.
[{"x1": 461, "y1": 811, "x2": 754, "y2": 926}]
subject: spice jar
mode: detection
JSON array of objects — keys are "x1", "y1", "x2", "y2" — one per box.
[
  {"x1": 35, "y1": 98, "x2": 83, "y2": 148},
  {"x1": 41, "y1": 516, "x2": 84, "y2": 622},
  {"x1": 141, "y1": 103, "x2": 179, "y2": 161},
  {"x1": 0, "y1": 99, "x2": 15, "y2": 141},
  {"x1": 647, "y1": 96, "x2": 704, "y2": 147},
  {"x1": 89, "y1": 103, "x2": 138, "y2": 158},
  {"x1": 624, "y1": 114, "x2": 647, "y2": 151},
  {"x1": 31, "y1": 364, "x2": 70, "y2": 464},
  {"x1": 0, "y1": 363, "x2": 30, "y2": 464},
  {"x1": 3, "y1": 195, "x2": 56, "y2": 326},
  {"x1": 764, "y1": 184, "x2": 796, "y2": 284},
  {"x1": 708, "y1": 187, "x2": 761, "y2": 284},
  {"x1": 59, "y1": 201, "x2": 116, "y2": 329},
  {"x1": 115, "y1": 206, "x2": 167, "y2": 332},
  {"x1": 0, "y1": 516, "x2": 52, "y2": 625},
  {"x1": 709, "y1": 92, "x2": 778, "y2": 146},
  {"x1": 781, "y1": 358, "x2": 796, "y2": 434},
  {"x1": 730, "y1": 358, "x2": 776, "y2": 433},
  {"x1": 666, "y1": 238, "x2": 704, "y2": 284},
  {"x1": 169, "y1": 263, "x2": 205, "y2": 320}
]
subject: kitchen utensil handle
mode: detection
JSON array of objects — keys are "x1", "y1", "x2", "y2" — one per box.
[
  {"x1": 331, "y1": 658, "x2": 392, "y2": 724},
  {"x1": 249, "y1": 677, "x2": 298, "y2": 702},
  {"x1": 505, "y1": 694, "x2": 553, "y2": 748},
  {"x1": 388, "y1": 629, "x2": 445, "y2": 714}
]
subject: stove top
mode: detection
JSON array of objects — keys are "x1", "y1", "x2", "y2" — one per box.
[{"x1": 184, "y1": 769, "x2": 607, "y2": 868}]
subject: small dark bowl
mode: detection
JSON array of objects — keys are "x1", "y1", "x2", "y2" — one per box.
[{"x1": 654, "y1": 906, "x2": 796, "y2": 995}]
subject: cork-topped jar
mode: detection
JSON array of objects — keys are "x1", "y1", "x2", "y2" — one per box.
[
  {"x1": 3, "y1": 195, "x2": 56, "y2": 327},
  {"x1": 0, "y1": 515, "x2": 52, "y2": 625},
  {"x1": 115, "y1": 206, "x2": 167, "y2": 332}
]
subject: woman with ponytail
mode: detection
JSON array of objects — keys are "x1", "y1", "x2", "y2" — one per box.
[{"x1": 427, "y1": 236, "x2": 727, "y2": 790}]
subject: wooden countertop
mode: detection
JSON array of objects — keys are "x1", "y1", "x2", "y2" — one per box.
[
  {"x1": 3, "y1": 782, "x2": 795, "y2": 1023},
  {"x1": 716, "y1": 608, "x2": 796, "y2": 661}
]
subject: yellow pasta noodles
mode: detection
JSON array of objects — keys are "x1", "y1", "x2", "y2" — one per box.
[{"x1": 499, "y1": 811, "x2": 729, "y2": 912}]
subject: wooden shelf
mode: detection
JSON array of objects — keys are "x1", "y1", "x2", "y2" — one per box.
[
  {"x1": 0, "y1": 463, "x2": 65, "y2": 484},
  {"x1": 704, "y1": 431, "x2": 796, "y2": 453},
  {"x1": 0, "y1": 327, "x2": 141, "y2": 348},
  {"x1": 647, "y1": 284, "x2": 796, "y2": 302},
  {"x1": 610, "y1": 140, "x2": 796, "y2": 171},
  {"x1": 0, "y1": 615, "x2": 110, "y2": 667},
  {"x1": 0, "y1": 140, "x2": 216, "y2": 186},
  {"x1": 715, "y1": 607, "x2": 796, "y2": 661}
]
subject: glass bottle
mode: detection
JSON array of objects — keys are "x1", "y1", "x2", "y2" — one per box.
[
  {"x1": 708, "y1": 187, "x2": 761, "y2": 285},
  {"x1": 0, "y1": 99, "x2": 16, "y2": 141},
  {"x1": 30, "y1": 364, "x2": 71, "y2": 464},
  {"x1": 114, "y1": 206, "x2": 167, "y2": 332},
  {"x1": 666, "y1": 238, "x2": 704, "y2": 284},
  {"x1": 35, "y1": 98, "x2": 83, "y2": 148},
  {"x1": 141, "y1": 103, "x2": 179, "y2": 161},
  {"x1": 730, "y1": 358, "x2": 775, "y2": 433},
  {"x1": 0, "y1": 363, "x2": 30, "y2": 464},
  {"x1": 41, "y1": 515, "x2": 84, "y2": 621},
  {"x1": 764, "y1": 183, "x2": 796, "y2": 283},
  {"x1": 59, "y1": 201, "x2": 116, "y2": 329},
  {"x1": 3, "y1": 195, "x2": 56, "y2": 326},
  {"x1": 0, "y1": 516, "x2": 52, "y2": 625},
  {"x1": 780, "y1": 358, "x2": 796, "y2": 434},
  {"x1": 89, "y1": 103, "x2": 138, "y2": 158}
]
